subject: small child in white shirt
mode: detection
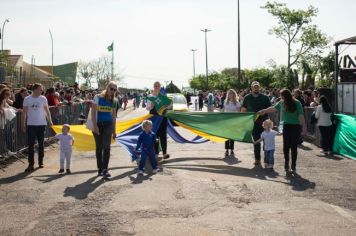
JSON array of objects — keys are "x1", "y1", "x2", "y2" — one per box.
[
  {"x1": 54, "y1": 124, "x2": 74, "y2": 174},
  {"x1": 254, "y1": 119, "x2": 280, "y2": 169}
]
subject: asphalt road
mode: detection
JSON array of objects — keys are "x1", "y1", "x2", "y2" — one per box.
[{"x1": 0, "y1": 106, "x2": 356, "y2": 236}]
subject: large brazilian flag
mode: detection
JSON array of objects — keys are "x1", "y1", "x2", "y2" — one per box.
[
  {"x1": 52, "y1": 111, "x2": 256, "y2": 152},
  {"x1": 165, "y1": 111, "x2": 255, "y2": 143}
]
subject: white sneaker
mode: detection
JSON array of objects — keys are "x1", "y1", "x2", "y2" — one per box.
[
  {"x1": 152, "y1": 169, "x2": 158, "y2": 174},
  {"x1": 138, "y1": 170, "x2": 144, "y2": 175}
]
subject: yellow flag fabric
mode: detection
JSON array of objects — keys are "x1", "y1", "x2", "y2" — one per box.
[
  {"x1": 116, "y1": 114, "x2": 152, "y2": 133},
  {"x1": 52, "y1": 114, "x2": 152, "y2": 151},
  {"x1": 52, "y1": 125, "x2": 97, "y2": 151}
]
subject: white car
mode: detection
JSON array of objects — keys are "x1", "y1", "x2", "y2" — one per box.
[{"x1": 166, "y1": 93, "x2": 188, "y2": 112}]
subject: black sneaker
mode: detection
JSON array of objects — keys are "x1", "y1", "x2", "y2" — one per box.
[
  {"x1": 58, "y1": 169, "x2": 64, "y2": 173},
  {"x1": 25, "y1": 166, "x2": 34, "y2": 172},
  {"x1": 163, "y1": 154, "x2": 170, "y2": 159},
  {"x1": 38, "y1": 164, "x2": 44, "y2": 168},
  {"x1": 66, "y1": 169, "x2": 71, "y2": 174},
  {"x1": 230, "y1": 150, "x2": 235, "y2": 156},
  {"x1": 254, "y1": 160, "x2": 261, "y2": 166},
  {"x1": 102, "y1": 170, "x2": 111, "y2": 179},
  {"x1": 224, "y1": 151, "x2": 229, "y2": 157},
  {"x1": 98, "y1": 170, "x2": 103, "y2": 177}
]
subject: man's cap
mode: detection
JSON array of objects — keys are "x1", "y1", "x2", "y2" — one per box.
[{"x1": 251, "y1": 81, "x2": 260, "y2": 87}]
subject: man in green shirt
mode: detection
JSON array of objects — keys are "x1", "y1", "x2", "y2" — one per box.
[{"x1": 241, "y1": 81, "x2": 272, "y2": 165}]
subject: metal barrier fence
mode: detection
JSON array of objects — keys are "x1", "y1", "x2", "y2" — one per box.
[{"x1": 0, "y1": 102, "x2": 90, "y2": 159}]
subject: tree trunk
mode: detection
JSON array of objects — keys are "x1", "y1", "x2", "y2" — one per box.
[
  {"x1": 293, "y1": 69, "x2": 299, "y2": 88},
  {"x1": 305, "y1": 74, "x2": 313, "y2": 89},
  {"x1": 287, "y1": 43, "x2": 291, "y2": 70}
]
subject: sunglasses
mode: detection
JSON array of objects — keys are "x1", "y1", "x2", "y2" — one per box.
[{"x1": 110, "y1": 87, "x2": 117, "y2": 92}]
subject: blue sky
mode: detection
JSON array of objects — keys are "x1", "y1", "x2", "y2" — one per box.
[{"x1": 1, "y1": 0, "x2": 355, "y2": 88}]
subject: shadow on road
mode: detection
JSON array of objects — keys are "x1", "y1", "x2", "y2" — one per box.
[
  {"x1": 129, "y1": 173, "x2": 153, "y2": 184},
  {"x1": 0, "y1": 168, "x2": 39, "y2": 185},
  {"x1": 165, "y1": 162, "x2": 315, "y2": 191},
  {"x1": 316, "y1": 154, "x2": 344, "y2": 161},
  {"x1": 63, "y1": 168, "x2": 138, "y2": 200},
  {"x1": 286, "y1": 171, "x2": 316, "y2": 191},
  {"x1": 163, "y1": 157, "x2": 222, "y2": 163},
  {"x1": 64, "y1": 176, "x2": 103, "y2": 199},
  {"x1": 34, "y1": 173, "x2": 65, "y2": 183},
  {"x1": 298, "y1": 144, "x2": 313, "y2": 151},
  {"x1": 222, "y1": 156, "x2": 240, "y2": 165}
]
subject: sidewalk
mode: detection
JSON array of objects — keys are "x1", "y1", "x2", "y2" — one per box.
[{"x1": 0, "y1": 108, "x2": 355, "y2": 235}]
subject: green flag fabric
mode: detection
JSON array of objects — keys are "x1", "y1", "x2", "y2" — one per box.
[
  {"x1": 147, "y1": 93, "x2": 172, "y2": 115},
  {"x1": 166, "y1": 112, "x2": 256, "y2": 143},
  {"x1": 107, "y1": 42, "x2": 113, "y2": 52},
  {"x1": 333, "y1": 114, "x2": 356, "y2": 160}
]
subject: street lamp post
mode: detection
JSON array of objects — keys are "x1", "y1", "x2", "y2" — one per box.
[
  {"x1": 236, "y1": 0, "x2": 241, "y2": 88},
  {"x1": 49, "y1": 29, "x2": 54, "y2": 81},
  {"x1": 191, "y1": 49, "x2": 197, "y2": 78},
  {"x1": 201, "y1": 29, "x2": 211, "y2": 90},
  {"x1": 1, "y1": 19, "x2": 10, "y2": 51}
]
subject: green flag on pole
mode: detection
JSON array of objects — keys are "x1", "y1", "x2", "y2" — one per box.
[{"x1": 107, "y1": 42, "x2": 113, "y2": 52}]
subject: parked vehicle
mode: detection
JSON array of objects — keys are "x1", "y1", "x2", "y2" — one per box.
[{"x1": 167, "y1": 93, "x2": 188, "y2": 112}]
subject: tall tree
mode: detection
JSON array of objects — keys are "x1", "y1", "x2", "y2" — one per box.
[
  {"x1": 92, "y1": 55, "x2": 121, "y2": 89},
  {"x1": 262, "y1": 2, "x2": 328, "y2": 71},
  {"x1": 77, "y1": 61, "x2": 94, "y2": 88}
]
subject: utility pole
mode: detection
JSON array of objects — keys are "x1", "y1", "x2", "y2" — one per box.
[
  {"x1": 49, "y1": 29, "x2": 54, "y2": 81},
  {"x1": 111, "y1": 41, "x2": 114, "y2": 80},
  {"x1": 1, "y1": 19, "x2": 10, "y2": 51},
  {"x1": 237, "y1": 0, "x2": 241, "y2": 88},
  {"x1": 201, "y1": 29, "x2": 211, "y2": 90},
  {"x1": 191, "y1": 49, "x2": 197, "y2": 78}
]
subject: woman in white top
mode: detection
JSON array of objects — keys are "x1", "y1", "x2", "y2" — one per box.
[
  {"x1": 222, "y1": 89, "x2": 241, "y2": 157},
  {"x1": 315, "y1": 95, "x2": 333, "y2": 154}
]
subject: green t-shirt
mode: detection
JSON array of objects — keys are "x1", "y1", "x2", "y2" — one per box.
[
  {"x1": 242, "y1": 93, "x2": 271, "y2": 124},
  {"x1": 274, "y1": 100, "x2": 304, "y2": 125}
]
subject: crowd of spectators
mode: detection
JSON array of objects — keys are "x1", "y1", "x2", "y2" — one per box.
[
  {"x1": 0, "y1": 82, "x2": 142, "y2": 117},
  {"x1": 191, "y1": 87, "x2": 324, "y2": 111}
]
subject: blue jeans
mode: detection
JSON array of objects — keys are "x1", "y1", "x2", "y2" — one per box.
[
  {"x1": 139, "y1": 147, "x2": 157, "y2": 171},
  {"x1": 264, "y1": 150, "x2": 275, "y2": 165}
]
